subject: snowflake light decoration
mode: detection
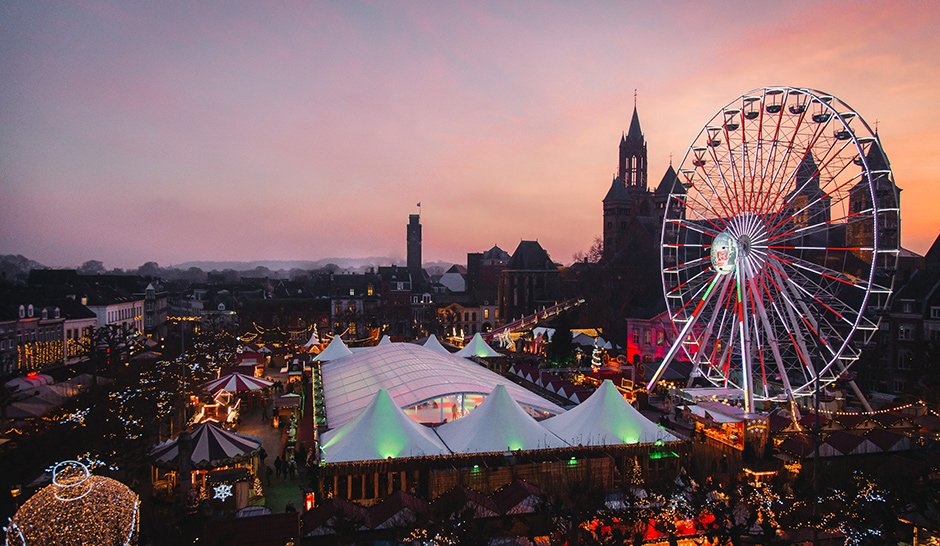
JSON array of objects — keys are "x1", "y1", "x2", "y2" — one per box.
[{"x1": 213, "y1": 484, "x2": 233, "y2": 502}]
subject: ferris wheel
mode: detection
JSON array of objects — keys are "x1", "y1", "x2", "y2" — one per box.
[{"x1": 647, "y1": 86, "x2": 899, "y2": 412}]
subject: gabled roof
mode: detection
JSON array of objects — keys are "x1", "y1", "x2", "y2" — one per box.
[
  {"x1": 482, "y1": 245, "x2": 511, "y2": 261},
  {"x1": 542, "y1": 380, "x2": 679, "y2": 446},
  {"x1": 435, "y1": 385, "x2": 568, "y2": 454},
  {"x1": 314, "y1": 335, "x2": 353, "y2": 362},
  {"x1": 507, "y1": 240, "x2": 556, "y2": 271},
  {"x1": 455, "y1": 333, "x2": 501, "y2": 358},
  {"x1": 431, "y1": 486, "x2": 499, "y2": 519},
  {"x1": 422, "y1": 334, "x2": 452, "y2": 355},
  {"x1": 320, "y1": 389, "x2": 449, "y2": 462}
]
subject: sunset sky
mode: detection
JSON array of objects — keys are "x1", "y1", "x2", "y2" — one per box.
[{"x1": 2, "y1": 1, "x2": 938, "y2": 269}]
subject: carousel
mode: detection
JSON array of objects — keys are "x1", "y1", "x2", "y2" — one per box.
[
  {"x1": 191, "y1": 372, "x2": 274, "y2": 426},
  {"x1": 149, "y1": 422, "x2": 263, "y2": 511}
]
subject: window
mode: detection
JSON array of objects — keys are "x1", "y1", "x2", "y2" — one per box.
[
  {"x1": 897, "y1": 351, "x2": 911, "y2": 370},
  {"x1": 367, "y1": 284, "x2": 374, "y2": 296},
  {"x1": 349, "y1": 288, "x2": 355, "y2": 296},
  {"x1": 931, "y1": 307, "x2": 940, "y2": 320},
  {"x1": 644, "y1": 330, "x2": 651, "y2": 345},
  {"x1": 657, "y1": 330, "x2": 665, "y2": 346},
  {"x1": 483, "y1": 308, "x2": 489, "y2": 319},
  {"x1": 902, "y1": 301, "x2": 913, "y2": 314},
  {"x1": 472, "y1": 312, "x2": 477, "y2": 322},
  {"x1": 898, "y1": 324, "x2": 914, "y2": 341},
  {"x1": 631, "y1": 330, "x2": 640, "y2": 344}
]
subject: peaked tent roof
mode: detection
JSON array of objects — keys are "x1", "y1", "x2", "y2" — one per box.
[
  {"x1": 542, "y1": 380, "x2": 679, "y2": 446},
  {"x1": 314, "y1": 335, "x2": 354, "y2": 362},
  {"x1": 202, "y1": 372, "x2": 273, "y2": 394},
  {"x1": 435, "y1": 385, "x2": 568, "y2": 454},
  {"x1": 378, "y1": 335, "x2": 393, "y2": 346},
  {"x1": 455, "y1": 333, "x2": 501, "y2": 358},
  {"x1": 320, "y1": 389, "x2": 449, "y2": 462},
  {"x1": 422, "y1": 334, "x2": 452, "y2": 355},
  {"x1": 151, "y1": 422, "x2": 261, "y2": 468},
  {"x1": 321, "y1": 344, "x2": 562, "y2": 429},
  {"x1": 303, "y1": 329, "x2": 320, "y2": 347}
]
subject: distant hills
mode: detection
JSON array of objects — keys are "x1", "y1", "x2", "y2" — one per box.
[{"x1": 173, "y1": 258, "x2": 455, "y2": 275}]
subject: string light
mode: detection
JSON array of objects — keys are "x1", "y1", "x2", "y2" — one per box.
[{"x1": 5, "y1": 461, "x2": 139, "y2": 546}]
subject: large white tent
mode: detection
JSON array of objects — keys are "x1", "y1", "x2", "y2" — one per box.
[
  {"x1": 320, "y1": 344, "x2": 563, "y2": 429},
  {"x1": 421, "y1": 335, "x2": 451, "y2": 355},
  {"x1": 455, "y1": 333, "x2": 501, "y2": 358},
  {"x1": 542, "y1": 380, "x2": 679, "y2": 446},
  {"x1": 378, "y1": 335, "x2": 393, "y2": 346},
  {"x1": 435, "y1": 385, "x2": 568, "y2": 454},
  {"x1": 314, "y1": 335, "x2": 354, "y2": 362},
  {"x1": 320, "y1": 389, "x2": 449, "y2": 462}
]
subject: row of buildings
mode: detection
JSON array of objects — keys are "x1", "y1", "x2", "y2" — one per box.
[{"x1": 0, "y1": 271, "x2": 168, "y2": 377}]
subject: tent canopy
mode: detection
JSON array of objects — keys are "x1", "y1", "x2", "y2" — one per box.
[
  {"x1": 313, "y1": 335, "x2": 354, "y2": 362},
  {"x1": 377, "y1": 335, "x2": 393, "y2": 346},
  {"x1": 543, "y1": 380, "x2": 679, "y2": 446},
  {"x1": 203, "y1": 372, "x2": 273, "y2": 394},
  {"x1": 320, "y1": 389, "x2": 449, "y2": 463},
  {"x1": 303, "y1": 330, "x2": 320, "y2": 348},
  {"x1": 436, "y1": 385, "x2": 567, "y2": 454},
  {"x1": 320, "y1": 344, "x2": 562, "y2": 429},
  {"x1": 421, "y1": 335, "x2": 451, "y2": 355},
  {"x1": 455, "y1": 333, "x2": 501, "y2": 358},
  {"x1": 151, "y1": 422, "x2": 261, "y2": 468}
]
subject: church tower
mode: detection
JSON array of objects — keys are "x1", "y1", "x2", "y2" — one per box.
[
  {"x1": 618, "y1": 106, "x2": 648, "y2": 189},
  {"x1": 603, "y1": 103, "x2": 652, "y2": 262}
]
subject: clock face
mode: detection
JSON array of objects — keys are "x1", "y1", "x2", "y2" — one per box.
[{"x1": 710, "y1": 232, "x2": 737, "y2": 275}]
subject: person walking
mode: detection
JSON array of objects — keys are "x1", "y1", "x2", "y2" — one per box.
[
  {"x1": 265, "y1": 465, "x2": 273, "y2": 486},
  {"x1": 274, "y1": 456, "x2": 283, "y2": 479},
  {"x1": 259, "y1": 446, "x2": 267, "y2": 467},
  {"x1": 287, "y1": 458, "x2": 297, "y2": 480}
]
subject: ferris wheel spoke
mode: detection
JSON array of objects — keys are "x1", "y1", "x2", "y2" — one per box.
[
  {"x1": 693, "y1": 159, "x2": 738, "y2": 220},
  {"x1": 690, "y1": 274, "x2": 735, "y2": 364},
  {"x1": 667, "y1": 218, "x2": 721, "y2": 239},
  {"x1": 765, "y1": 251, "x2": 868, "y2": 291},
  {"x1": 754, "y1": 98, "x2": 829, "y2": 217},
  {"x1": 765, "y1": 206, "x2": 873, "y2": 244},
  {"x1": 763, "y1": 140, "x2": 860, "y2": 233},
  {"x1": 747, "y1": 275, "x2": 797, "y2": 401},
  {"x1": 761, "y1": 265, "x2": 820, "y2": 379}
]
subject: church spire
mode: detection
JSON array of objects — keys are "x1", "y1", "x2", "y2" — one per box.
[{"x1": 626, "y1": 104, "x2": 643, "y2": 141}]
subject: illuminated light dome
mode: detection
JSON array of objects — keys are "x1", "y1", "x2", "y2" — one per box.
[
  {"x1": 320, "y1": 389, "x2": 449, "y2": 462},
  {"x1": 321, "y1": 344, "x2": 563, "y2": 429},
  {"x1": 542, "y1": 380, "x2": 679, "y2": 446},
  {"x1": 436, "y1": 385, "x2": 568, "y2": 453},
  {"x1": 5, "y1": 461, "x2": 139, "y2": 546},
  {"x1": 454, "y1": 333, "x2": 501, "y2": 358}
]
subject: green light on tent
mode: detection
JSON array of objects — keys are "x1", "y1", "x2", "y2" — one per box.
[
  {"x1": 471, "y1": 464, "x2": 480, "y2": 473},
  {"x1": 649, "y1": 451, "x2": 679, "y2": 460},
  {"x1": 568, "y1": 456, "x2": 578, "y2": 466},
  {"x1": 655, "y1": 439, "x2": 664, "y2": 447}
]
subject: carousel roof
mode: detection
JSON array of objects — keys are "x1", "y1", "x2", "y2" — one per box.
[
  {"x1": 320, "y1": 389, "x2": 449, "y2": 463},
  {"x1": 421, "y1": 334, "x2": 452, "y2": 355},
  {"x1": 303, "y1": 329, "x2": 320, "y2": 347},
  {"x1": 542, "y1": 380, "x2": 679, "y2": 446},
  {"x1": 313, "y1": 335, "x2": 354, "y2": 362},
  {"x1": 150, "y1": 422, "x2": 262, "y2": 468},
  {"x1": 202, "y1": 372, "x2": 273, "y2": 394},
  {"x1": 435, "y1": 385, "x2": 568, "y2": 454},
  {"x1": 454, "y1": 333, "x2": 501, "y2": 358},
  {"x1": 320, "y1": 343, "x2": 563, "y2": 429}
]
